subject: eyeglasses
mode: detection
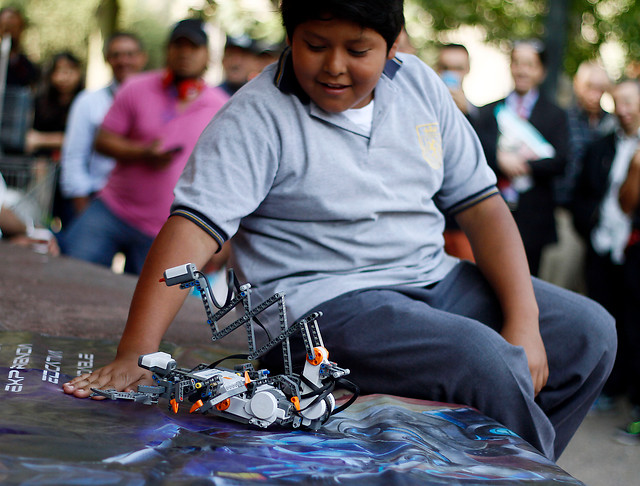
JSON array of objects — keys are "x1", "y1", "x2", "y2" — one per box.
[{"x1": 107, "y1": 50, "x2": 142, "y2": 60}]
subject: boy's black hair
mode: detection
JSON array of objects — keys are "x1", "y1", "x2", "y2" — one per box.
[{"x1": 280, "y1": 0, "x2": 404, "y2": 52}]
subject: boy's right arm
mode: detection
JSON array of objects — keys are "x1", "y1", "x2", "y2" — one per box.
[{"x1": 63, "y1": 215, "x2": 220, "y2": 398}]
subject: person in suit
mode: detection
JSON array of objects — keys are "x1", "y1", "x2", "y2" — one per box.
[
  {"x1": 473, "y1": 39, "x2": 569, "y2": 276},
  {"x1": 541, "y1": 60, "x2": 616, "y2": 293}
]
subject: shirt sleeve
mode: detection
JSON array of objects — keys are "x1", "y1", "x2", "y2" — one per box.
[
  {"x1": 430, "y1": 68, "x2": 498, "y2": 215},
  {"x1": 59, "y1": 91, "x2": 96, "y2": 197},
  {"x1": 100, "y1": 81, "x2": 136, "y2": 137},
  {"x1": 172, "y1": 87, "x2": 281, "y2": 246}
]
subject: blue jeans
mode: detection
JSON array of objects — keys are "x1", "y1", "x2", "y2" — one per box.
[{"x1": 59, "y1": 198, "x2": 154, "y2": 275}]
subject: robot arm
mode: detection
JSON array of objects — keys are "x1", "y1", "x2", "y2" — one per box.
[{"x1": 92, "y1": 264, "x2": 358, "y2": 431}]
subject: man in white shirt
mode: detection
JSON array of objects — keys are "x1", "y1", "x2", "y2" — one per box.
[
  {"x1": 572, "y1": 78, "x2": 640, "y2": 407},
  {"x1": 60, "y1": 32, "x2": 147, "y2": 218}
]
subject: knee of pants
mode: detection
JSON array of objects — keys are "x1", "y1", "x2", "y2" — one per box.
[
  {"x1": 449, "y1": 338, "x2": 534, "y2": 399},
  {"x1": 565, "y1": 295, "x2": 617, "y2": 368},
  {"x1": 584, "y1": 301, "x2": 617, "y2": 373},
  {"x1": 536, "y1": 279, "x2": 617, "y2": 376}
]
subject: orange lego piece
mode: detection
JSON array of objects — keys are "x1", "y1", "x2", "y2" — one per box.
[
  {"x1": 190, "y1": 399, "x2": 204, "y2": 413},
  {"x1": 291, "y1": 396, "x2": 300, "y2": 411},
  {"x1": 307, "y1": 346, "x2": 327, "y2": 366},
  {"x1": 216, "y1": 398, "x2": 231, "y2": 411}
]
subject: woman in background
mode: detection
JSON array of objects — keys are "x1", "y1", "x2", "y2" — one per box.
[
  {"x1": 26, "y1": 51, "x2": 84, "y2": 157},
  {"x1": 25, "y1": 51, "x2": 84, "y2": 229}
]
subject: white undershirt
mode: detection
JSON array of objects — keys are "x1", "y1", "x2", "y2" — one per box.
[
  {"x1": 343, "y1": 99, "x2": 375, "y2": 135},
  {"x1": 591, "y1": 129, "x2": 639, "y2": 264}
]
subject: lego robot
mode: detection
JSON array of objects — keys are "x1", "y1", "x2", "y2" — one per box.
[{"x1": 92, "y1": 263, "x2": 358, "y2": 430}]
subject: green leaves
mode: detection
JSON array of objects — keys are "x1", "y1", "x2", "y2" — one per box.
[{"x1": 410, "y1": 0, "x2": 640, "y2": 77}]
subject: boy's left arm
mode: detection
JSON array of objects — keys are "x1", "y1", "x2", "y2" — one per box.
[{"x1": 455, "y1": 195, "x2": 549, "y2": 396}]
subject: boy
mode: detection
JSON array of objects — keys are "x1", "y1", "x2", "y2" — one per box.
[{"x1": 64, "y1": 0, "x2": 615, "y2": 462}]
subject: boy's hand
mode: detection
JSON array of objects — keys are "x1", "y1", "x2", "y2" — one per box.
[
  {"x1": 501, "y1": 321, "x2": 549, "y2": 396},
  {"x1": 62, "y1": 356, "x2": 154, "y2": 399}
]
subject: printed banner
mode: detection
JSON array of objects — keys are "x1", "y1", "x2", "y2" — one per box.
[{"x1": 0, "y1": 332, "x2": 582, "y2": 484}]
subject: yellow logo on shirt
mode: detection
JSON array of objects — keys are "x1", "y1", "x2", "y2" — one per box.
[{"x1": 416, "y1": 123, "x2": 443, "y2": 170}]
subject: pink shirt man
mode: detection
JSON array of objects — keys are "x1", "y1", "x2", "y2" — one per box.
[{"x1": 99, "y1": 70, "x2": 228, "y2": 237}]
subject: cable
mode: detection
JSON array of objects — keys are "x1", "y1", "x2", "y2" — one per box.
[
  {"x1": 206, "y1": 353, "x2": 251, "y2": 370},
  {"x1": 331, "y1": 377, "x2": 360, "y2": 416},
  {"x1": 194, "y1": 270, "x2": 231, "y2": 309}
]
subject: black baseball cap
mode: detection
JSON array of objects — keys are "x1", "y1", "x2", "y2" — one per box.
[
  {"x1": 169, "y1": 19, "x2": 208, "y2": 46},
  {"x1": 225, "y1": 34, "x2": 254, "y2": 51}
]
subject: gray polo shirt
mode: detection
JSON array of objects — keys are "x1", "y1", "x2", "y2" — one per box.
[{"x1": 172, "y1": 50, "x2": 497, "y2": 323}]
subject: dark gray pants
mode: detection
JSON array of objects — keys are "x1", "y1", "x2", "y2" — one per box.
[{"x1": 266, "y1": 261, "x2": 616, "y2": 461}]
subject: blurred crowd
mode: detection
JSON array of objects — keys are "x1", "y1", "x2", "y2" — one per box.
[
  {"x1": 400, "y1": 32, "x2": 640, "y2": 444},
  {"x1": 0, "y1": 8, "x2": 278, "y2": 264},
  {"x1": 0, "y1": 6, "x2": 639, "y2": 444}
]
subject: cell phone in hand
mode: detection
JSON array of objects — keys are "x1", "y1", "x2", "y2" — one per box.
[{"x1": 165, "y1": 146, "x2": 183, "y2": 156}]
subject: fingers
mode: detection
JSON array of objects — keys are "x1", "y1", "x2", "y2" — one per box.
[
  {"x1": 497, "y1": 151, "x2": 529, "y2": 178},
  {"x1": 48, "y1": 238, "x2": 61, "y2": 256},
  {"x1": 62, "y1": 365, "x2": 152, "y2": 399},
  {"x1": 62, "y1": 376, "x2": 100, "y2": 399},
  {"x1": 532, "y1": 363, "x2": 549, "y2": 396},
  {"x1": 533, "y1": 376, "x2": 543, "y2": 396},
  {"x1": 63, "y1": 370, "x2": 114, "y2": 399}
]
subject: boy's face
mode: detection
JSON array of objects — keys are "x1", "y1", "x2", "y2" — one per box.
[{"x1": 290, "y1": 17, "x2": 397, "y2": 113}]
